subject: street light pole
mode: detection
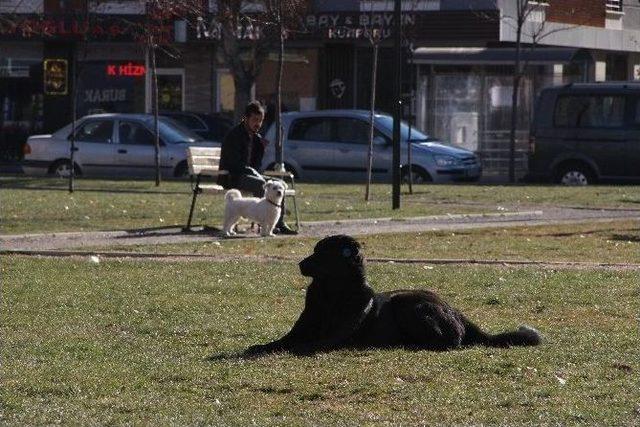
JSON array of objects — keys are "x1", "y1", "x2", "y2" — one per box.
[{"x1": 392, "y1": 0, "x2": 402, "y2": 209}]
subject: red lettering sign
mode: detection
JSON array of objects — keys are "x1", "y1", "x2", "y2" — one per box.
[{"x1": 106, "y1": 62, "x2": 145, "y2": 77}]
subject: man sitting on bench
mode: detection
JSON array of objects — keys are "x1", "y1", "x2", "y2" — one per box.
[{"x1": 217, "y1": 101, "x2": 297, "y2": 235}]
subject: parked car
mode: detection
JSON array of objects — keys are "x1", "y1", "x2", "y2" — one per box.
[
  {"x1": 261, "y1": 110, "x2": 481, "y2": 183},
  {"x1": 160, "y1": 111, "x2": 233, "y2": 143},
  {"x1": 22, "y1": 113, "x2": 217, "y2": 178},
  {"x1": 528, "y1": 82, "x2": 640, "y2": 185}
]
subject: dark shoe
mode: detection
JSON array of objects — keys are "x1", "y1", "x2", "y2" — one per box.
[{"x1": 274, "y1": 224, "x2": 298, "y2": 235}]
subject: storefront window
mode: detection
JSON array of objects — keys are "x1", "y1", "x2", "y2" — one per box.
[
  {"x1": 0, "y1": 58, "x2": 43, "y2": 160},
  {"x1": 76, "y1": 61, "x2": 146, "y2": 116},
  {"x1": 432, "y1": 74, "x2": 481, "y2": 151}
]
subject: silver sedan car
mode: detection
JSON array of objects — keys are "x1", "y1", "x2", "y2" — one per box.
[
  {"x1": 261, "y1": 110, "x2": 481, "y2": 183},
  {"x1": 22, "y1": 113, "x2": 217, "y2": 178}
]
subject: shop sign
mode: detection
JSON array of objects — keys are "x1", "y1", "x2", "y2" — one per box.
[
  {"x1": 83, "y1": 89, "x2": 127, "y2": 103},
  {"x1": 106, "y1": 62, "x2": 146, "y2": 77},
  {"x1": 43, "y1": 59, "x2": 68, "y2": 95},
  {"x1": 305, "y1": 13, "x2": 416, "y2": 28},
  {"x1": 195, "y1": 17, "x2": 263, "y2": 41},
  {"x1": 305, "y1": 13, "x2": 415, "y2": 40},
  {"x1": 0, "y1": 15, "x2": 173, "y2": 43},
  {"x1": 76, "y1": 62, "x2": 145, "y2": 116}
]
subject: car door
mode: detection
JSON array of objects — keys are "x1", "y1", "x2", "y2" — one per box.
[
  {"x1": 331, "y1": 117, "x2": 391, "y2": 182},
  {"x1": 168, "y1": 113, "x2": 209, "y2": 139},
  {"x1": 115, "y1": 120, "x2": 171, "y2": 177},
  {"x1": 286, "y1": 117, "x2": 339, "y2": 181},
  {"x1": 574, "y1": 94, "x2": 627, "y2": 179},
  {"x1": 72, "y1": 119, "x2": 116, "y2": 176},
  {"x1": 625, "y1": 96, "x2": 640, "y2": 180},
  {"x1": 556, "y1": 94, "x2": 627, "y2": 179}
]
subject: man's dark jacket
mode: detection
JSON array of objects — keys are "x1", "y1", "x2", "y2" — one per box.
[{"x1": 217, "y1": 122, "x2": 265, "y2": 188}]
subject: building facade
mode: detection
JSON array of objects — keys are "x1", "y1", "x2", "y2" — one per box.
[
  {"x1": 311, "y1": 0, "x2": 640, "y2": 177},
  {"x1": 2, "y1": 0, "x2": 640, "y2": 178}
]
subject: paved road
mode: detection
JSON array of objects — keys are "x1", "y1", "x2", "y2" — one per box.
[{"x1": 1, "y1": 206, "x2": 638, "y2": 252}]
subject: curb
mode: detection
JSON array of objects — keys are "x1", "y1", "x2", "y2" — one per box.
[{"x1": 2, "y1": 249, "x2": 638, "y2": 269}]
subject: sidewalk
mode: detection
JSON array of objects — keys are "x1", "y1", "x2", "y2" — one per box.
[{"x1": 1, "y1": 206, "x2": 638, "y2": 252}]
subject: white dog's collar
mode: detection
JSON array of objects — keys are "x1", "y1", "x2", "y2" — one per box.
[{"x1": 267, "y1": 199, "x2": 282, "y2": 208}]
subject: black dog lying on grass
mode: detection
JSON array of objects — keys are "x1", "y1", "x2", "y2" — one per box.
[{"x1": 245, "y1": 235, "x2": 541, "y2": 356}]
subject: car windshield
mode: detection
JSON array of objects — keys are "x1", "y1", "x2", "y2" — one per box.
[
  {"x1": 374, "y1": 115, "x2": 431, "y2": 141},
  {"x1": 149, "y1": 117, "x2": 204, "y2": 144}
]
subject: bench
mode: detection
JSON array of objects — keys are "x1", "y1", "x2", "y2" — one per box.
[
  {"x1": 183, "y1": 146, "x2": 227, "y2": 231},
  {"x1": 183, "y1": 146, "x2": 299, "y2": 232}
]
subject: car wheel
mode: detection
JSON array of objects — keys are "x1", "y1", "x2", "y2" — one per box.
[
  {"x1": 555, "y1": 164, "x2": 595, "y2": 186},
  {"x1": 49, "y1": 160, "x2": 80, "y2": 178},
  {"x1": 174, "y1": 161, "x2": 189, "y2": 178},
  {"x1": 402, "y1": 166, "x2": 431, "y2": 184}
]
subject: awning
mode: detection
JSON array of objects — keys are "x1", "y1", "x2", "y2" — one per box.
[{"x1": 412, "y1": 47, "x2": 593, "y2": 65}]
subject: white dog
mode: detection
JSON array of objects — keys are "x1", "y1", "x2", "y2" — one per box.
[{"x1": 222, "y1": 180, "x2": 287, "y2": 237}]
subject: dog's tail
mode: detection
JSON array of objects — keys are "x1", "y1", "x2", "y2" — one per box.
[
  {"x1": 462, "y1": 319, "x2": 542, "y2": 348},
  {"x1": 225, "y1": 189, "x2": 242, "y2": 201}
]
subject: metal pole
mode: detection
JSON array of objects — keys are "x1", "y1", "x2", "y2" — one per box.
[
  {"x1": 407, "y1": 44, "x2": 414, "y2": 194},
  {"x1": 392, "y1": 0, "x2": 402, "y2": 209}
]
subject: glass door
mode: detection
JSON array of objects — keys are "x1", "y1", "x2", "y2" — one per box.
[{"x1": 156, "y1": 69, "x2": 184, "y2": 111}]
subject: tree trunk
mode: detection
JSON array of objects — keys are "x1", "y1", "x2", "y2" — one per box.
[
  {"x1": 149, "y1": 37, "x2": 161, "y2": 186},
  {"x1": 274, "y1": 6, "x2": 285, "y2": 171},
  {"x1": 365, "y1": 43, "x2": 379, "y2": 202},
  {"x1": 69, "y1": 43, "x2": 77, "y2": 193}
]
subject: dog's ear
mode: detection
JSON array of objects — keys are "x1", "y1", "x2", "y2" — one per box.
[
  {"x1": 340, "y1": 241, "x2": 364, "y2": 267},
  {"x1": 263, "y1": 180, "x2": 272, "y2": 190}
]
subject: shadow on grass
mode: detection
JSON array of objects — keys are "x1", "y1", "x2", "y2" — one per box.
[
  {"x1": 610, "y1": 233, "x2": 640, "y2": 243},
  {"x1": 204, "y1": 345, "x2": 465, "y2": 362},
  {"x1": 114, "y1": 225, "x2": 270, "y2": 240},
  {"x1": 113, "y1": 225, "x2": 224, "y2": 239}
]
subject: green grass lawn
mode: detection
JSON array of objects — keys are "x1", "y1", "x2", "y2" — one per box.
[
  {"x1": 2, "y1": 177, "x2": 639, "y2": 234},
  {"x1": 2, "y1": 256, "x2": 638, "y2": 425},
  {"x1": 88, "y1": 220, "x2": 640, "y2": 265}
]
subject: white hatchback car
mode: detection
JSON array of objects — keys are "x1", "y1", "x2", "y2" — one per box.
[
  {"x1": 262, "y1": 110, "x2": 482, "y2": 183},
  {"x1": 22, "y1": 113, "x2": 217, "y2": 178}
]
